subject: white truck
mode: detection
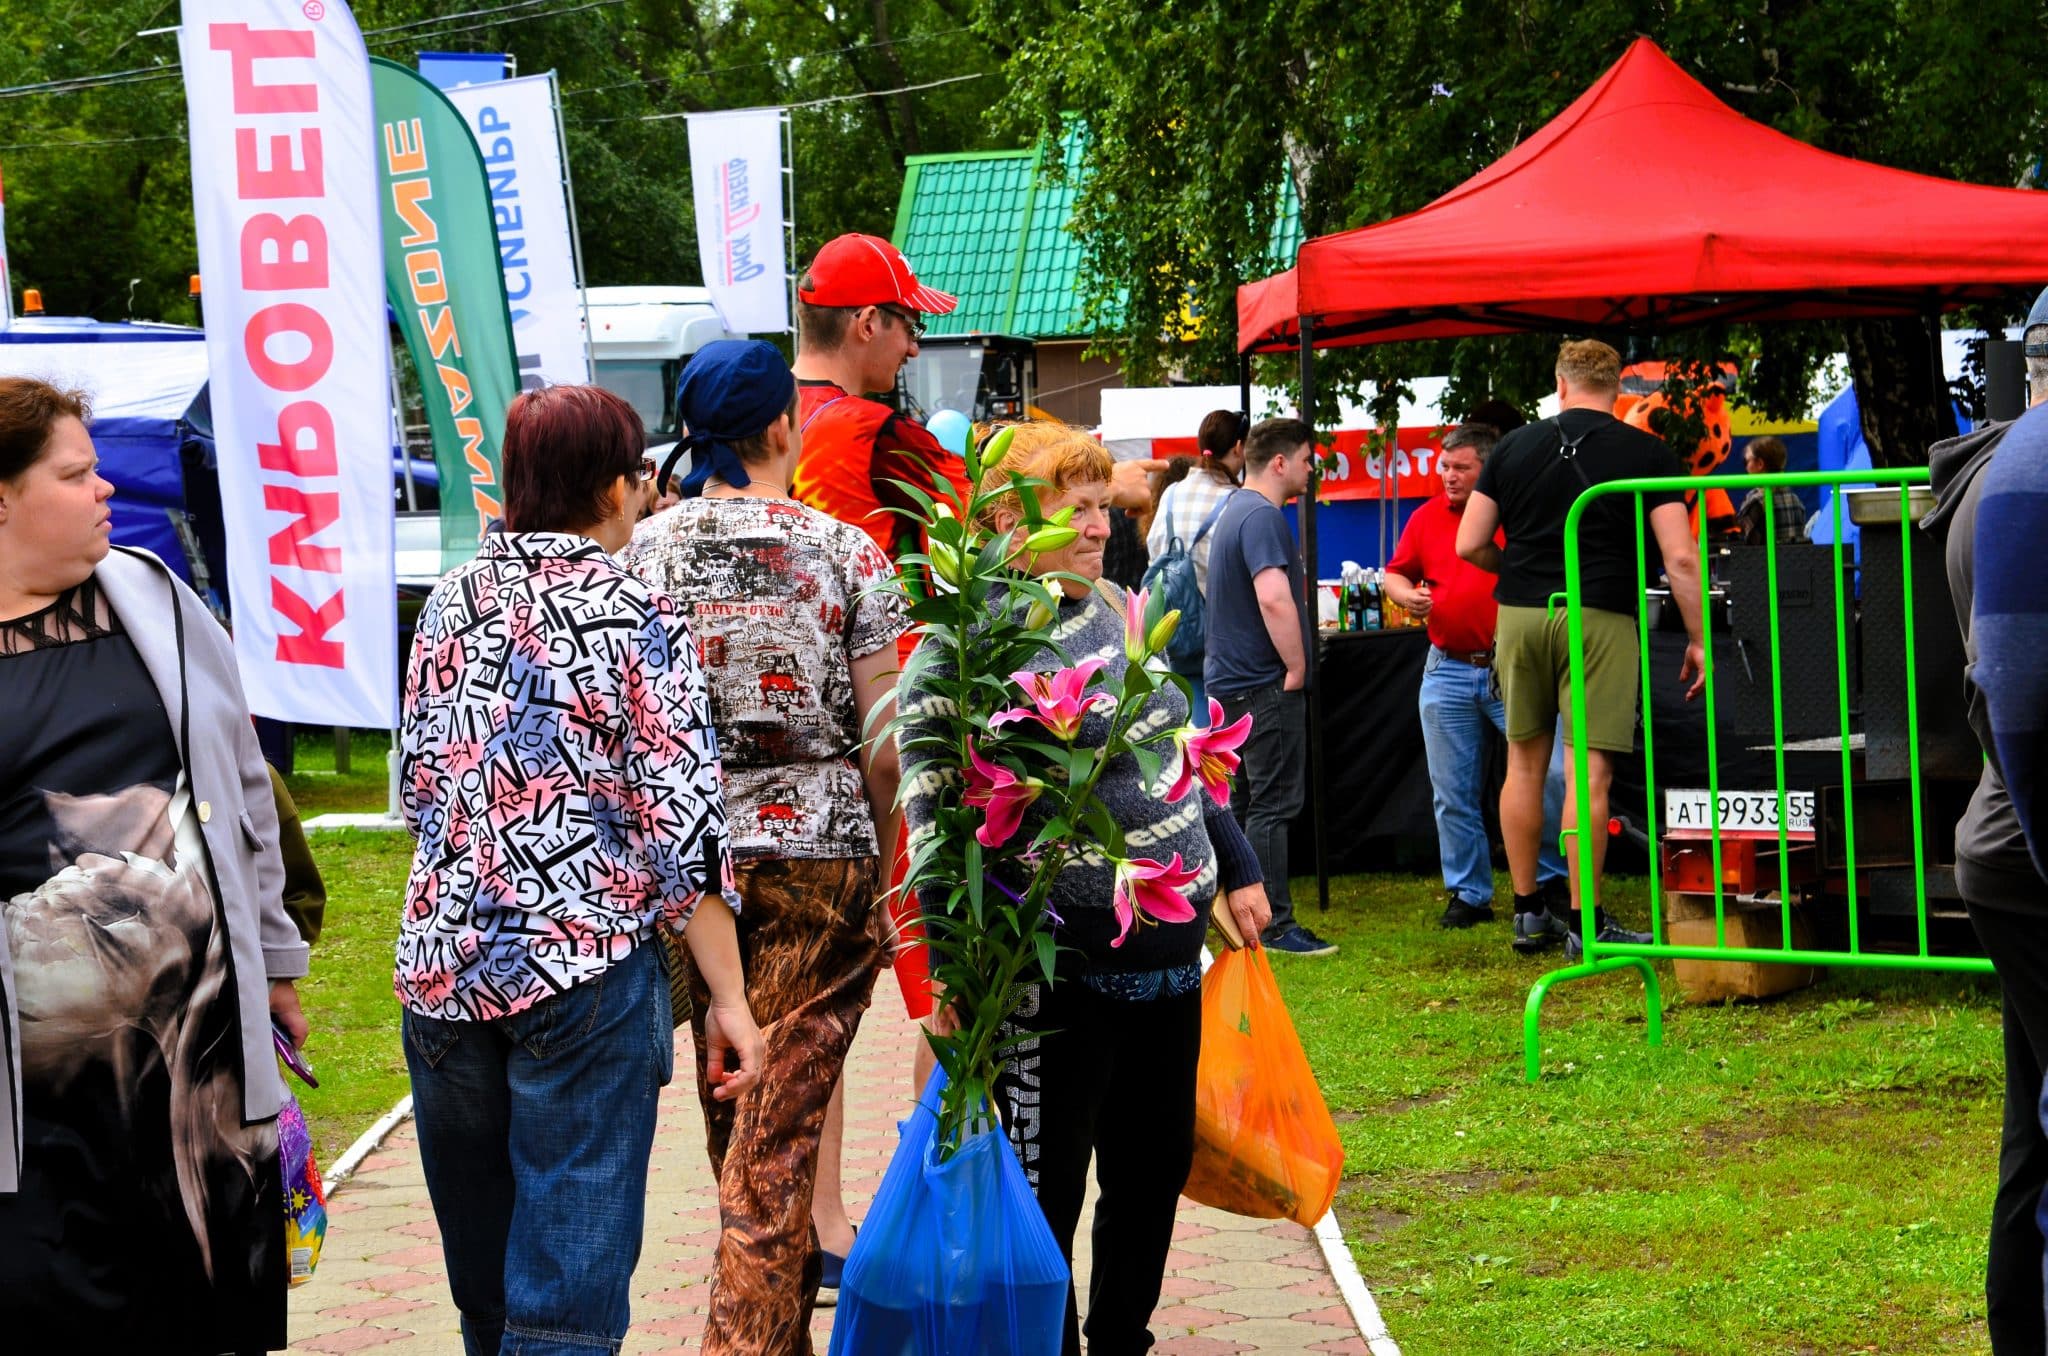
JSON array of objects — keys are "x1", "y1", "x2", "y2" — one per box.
[
  {"x1": 396, "y1": 287, "x2": 735, "y2": 590},
  {"x1": 584, "y1": 286, "x2": 739, "y2": 448}
]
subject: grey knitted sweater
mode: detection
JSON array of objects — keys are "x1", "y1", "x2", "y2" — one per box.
[{"x1": 899, "y1": 586, "x2": 1256, "y2": 982}]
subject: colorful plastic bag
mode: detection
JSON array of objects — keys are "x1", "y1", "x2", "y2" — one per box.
[
  {"x1": 827, "y1": 1065, "x2": 1069, "y2": 1355},
  {"x1": 1182, "y1": 944, "x2": 1345, "y2": 1226},
  {"x1": 277, "y1": 1091, "x2": 328, "y2": 1286}
]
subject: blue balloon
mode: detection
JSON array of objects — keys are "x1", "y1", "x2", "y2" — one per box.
[{"x1": 926, "y1": 408, "x2": 972, "y2": 457}]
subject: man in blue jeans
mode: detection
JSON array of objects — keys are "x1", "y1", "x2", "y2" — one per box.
[
  {"x1": 1205, "y1": 417, "x2": 1337, "y2": 956},
  {"x1": 1384, "y1": 422, "x2": 1571, "y2": 936}
]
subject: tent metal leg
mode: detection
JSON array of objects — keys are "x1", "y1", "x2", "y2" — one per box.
[{"x1": 1298, "y1": 322, "x2": 1329, "y2": 914}]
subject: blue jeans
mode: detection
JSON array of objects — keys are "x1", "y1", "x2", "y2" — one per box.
[
  {"x1": 1418, "y1": 648, "x2": 1567, "y2": 907},
  {"x1": 403, "y1": 939, "x2": 673, "y2": 1356}
]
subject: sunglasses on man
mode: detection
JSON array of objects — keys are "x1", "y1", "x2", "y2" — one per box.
[{"x1": 875, "y1": 304, "x2": 927, "y2": 341}]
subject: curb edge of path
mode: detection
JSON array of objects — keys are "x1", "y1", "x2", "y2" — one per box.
[
  {"x1": 1314, "y1": 1208, "x2": 1402, "y2": 1354},
  {"x1": 321, "y1": 1093, "x2": 414, "y2": 1197}
]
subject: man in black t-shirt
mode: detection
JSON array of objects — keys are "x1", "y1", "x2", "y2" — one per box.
[{"x1": 1457, "y1": 339, "x2": 1706, "y2": 955}]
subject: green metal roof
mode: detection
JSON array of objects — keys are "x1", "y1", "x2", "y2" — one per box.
[{"x1": 893, "y1": 129, "x2": 1302, "y2": 341}]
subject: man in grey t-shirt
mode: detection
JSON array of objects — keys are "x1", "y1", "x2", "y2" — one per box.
[{"x1": 1204, "y1": 417, "x2": 1335, "y2": 956}]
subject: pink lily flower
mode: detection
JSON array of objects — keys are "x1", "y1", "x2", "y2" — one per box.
[
  {"x1": 1123, "y1": 585, "x2": 1151, "y2": 661},
  {"x1": 988, "y1": 658, "x2": 1114, "y2": 741},
  {"x1": 1162, "y1": 699, "x2": 1255, "y2": 807},
  {"x1": 963, "y1": 739, "x2": 1043, "y2": 849},
  {"x1": 1111, "y1": 854, "x2": 1202, "y2": 948}
]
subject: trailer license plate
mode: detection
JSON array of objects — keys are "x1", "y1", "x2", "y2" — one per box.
[{"x1": 1664, "y1": 788, "x2": 1815, "y2": 834}]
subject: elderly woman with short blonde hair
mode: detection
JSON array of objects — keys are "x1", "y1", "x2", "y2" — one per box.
[{"x1": 898, "y1": 420, "x2": 1271, "y2": 1356}]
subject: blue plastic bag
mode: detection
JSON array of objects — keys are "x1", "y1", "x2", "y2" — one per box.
[{"x1": 827, "y1": 1065, "x2": 1069, "y2": 1355}]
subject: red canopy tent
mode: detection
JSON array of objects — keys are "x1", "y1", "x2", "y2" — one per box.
[
  {"x1": 1238, "y1": 36, "x2": 2048, "y2": 354},
  {"x1": 1238, "y1": 35, "x2": 2048, "y2": 915}
]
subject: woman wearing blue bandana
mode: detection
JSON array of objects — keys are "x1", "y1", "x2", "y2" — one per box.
[{"x1": 622, "y1": 340, "x2": 909, "y2": 1349}]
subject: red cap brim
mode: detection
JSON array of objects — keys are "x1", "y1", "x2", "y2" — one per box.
[{"x1": 909, "y1": 283, "x2": 958, "y2": 316}]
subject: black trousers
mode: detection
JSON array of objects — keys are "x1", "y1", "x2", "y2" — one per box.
[
  {"x1": 1218, "y1": 682, "x2": 1306, "y2": 935},
  {"x1": 1966, "y1": 899, "x2": 2048, "y2": 1356},
  {"x1": 995, "y1": 977, "x2": 1202, "y2": 1356}
]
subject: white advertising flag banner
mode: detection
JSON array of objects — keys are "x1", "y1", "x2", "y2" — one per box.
[
  {"x1": 179, "y1": 0, "x2": 396, "y2": 726},
  {"x1": 685, "y1": 109, "x2": 787, "y2": 333},
  {"x1": 445, "y1": 74, "x2": 590, "y2": 387}
]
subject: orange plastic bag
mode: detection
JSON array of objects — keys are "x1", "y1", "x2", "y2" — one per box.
[{"x1": 1181, "y1": 945, "x2": 1345, "y2": 1226}]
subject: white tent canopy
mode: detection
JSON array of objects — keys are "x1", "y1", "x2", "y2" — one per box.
[
  {"x1": 0, "y1": 316, "x2": 208, "y2": 419},
  {"x1": 1097, "y1": 379, "x2": 1452, "y2": 456}
]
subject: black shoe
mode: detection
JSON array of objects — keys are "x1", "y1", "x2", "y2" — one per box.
[
  {"x1": 1438, "y1": 895, "x2": 1496, "y2": 929},
  {"x1": 1564, "y1": 911, "x2": 1653, "y2": 961},
  {"x1": 1264, "y1": 923, "x2": 1339, "y2": 956}
]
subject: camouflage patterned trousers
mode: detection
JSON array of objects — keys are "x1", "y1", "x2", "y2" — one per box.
[{"x1": 683, "y1": 854, "x2": 887, "y2": 1356}]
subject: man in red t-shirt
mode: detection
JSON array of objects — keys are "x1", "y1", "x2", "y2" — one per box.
[
  {"x1": 1383, "y1": 422, "x2": 1568, "y2": 932},
  {"x1": 790, "y1": 234, "x2": 970, "y2": 666}
]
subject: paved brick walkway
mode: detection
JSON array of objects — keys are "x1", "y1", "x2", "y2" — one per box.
[{"x1": 284, "y1": 1007, "x2": 1368, "y2": 1354}]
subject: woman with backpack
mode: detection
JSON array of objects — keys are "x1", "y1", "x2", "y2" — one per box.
[{"x1": 1143, "y1": 409, "x2": 1246, "y2": 724}]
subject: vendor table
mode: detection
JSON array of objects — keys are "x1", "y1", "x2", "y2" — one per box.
[{"x1": 1287, "y1": 627, "x2": 1440, "y2": 875}]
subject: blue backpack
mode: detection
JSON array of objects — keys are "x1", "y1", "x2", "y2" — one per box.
[{"x1": 1141, "y1": 487, "x2": 1235, "y2": 668}]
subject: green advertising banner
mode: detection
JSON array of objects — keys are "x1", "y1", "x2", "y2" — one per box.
[{"x1": 371, "y1": 57, "x2": 520, "y2": 564}]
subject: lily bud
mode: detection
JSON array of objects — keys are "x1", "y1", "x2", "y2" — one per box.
[
  {"x1": 1147, "y1": 609, "x2": 1182, "y2": 656},
  {"x1": 1049, "y1": 505, "x2": 1077, "y2": 528},
  {"x1": 981, "y1": 424, "x2": 1016, "y2": 471},
  {"x1": 1023, "y1": 597, "x2": 1057, "y2": 630},
  {"x1": 929, "y1": 541, "x2": 963, "y2": 587},
  {"x1": 1023, "y1": 525, "x2": 1080, "y2": 554}
]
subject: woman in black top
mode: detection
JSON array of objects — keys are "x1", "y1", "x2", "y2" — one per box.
[{"x1": 0, "y1": 378, "x2": 310, "y2": 1351}]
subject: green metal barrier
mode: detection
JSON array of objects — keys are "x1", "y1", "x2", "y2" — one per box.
[{"x1": 1522, "y1": 466, "x2": 1993, "y2": 1083}]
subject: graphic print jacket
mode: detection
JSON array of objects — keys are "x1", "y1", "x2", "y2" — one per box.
[{"x1": 396, "y1": 532, "x2": 733, "y2": 1020}]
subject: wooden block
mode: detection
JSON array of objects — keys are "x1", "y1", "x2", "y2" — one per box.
[{"x1": 1663, "y1": 898, "x2": 1818, "y2": 1003}]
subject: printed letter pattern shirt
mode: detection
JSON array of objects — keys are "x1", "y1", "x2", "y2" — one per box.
[{"x1": 396, "y1": 532, "x2": 733, "y2": 1021}]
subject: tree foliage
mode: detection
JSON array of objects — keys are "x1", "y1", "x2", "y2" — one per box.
[
  {"x1": 992, "y1": 0, "x2": 2048, "y2": 462},
  {"x1": 0, "y1": 0, "x2": 1005, "y2": 324}
]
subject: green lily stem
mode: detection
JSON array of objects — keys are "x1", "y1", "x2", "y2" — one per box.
[{"x1": 931, "y1": 568, "x2": 1159, "y2": 1157}]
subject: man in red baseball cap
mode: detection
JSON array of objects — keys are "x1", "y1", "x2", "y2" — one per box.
[
  {"x1": 790, "y1": 232, "x2": 966, "y2": 570},
  {"x1": 792, "y1": 232, "x2": 1165, "y2": 564},
  {"x1": 789, "y1": 232, "x2": 965, "y2": 1299}
]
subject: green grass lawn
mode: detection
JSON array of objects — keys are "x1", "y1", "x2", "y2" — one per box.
[
  {"x1": 285, "y1": 829, "x2": 410, "y2": 1166},
  {"x1": 1279, "y1": 873, "x2": 2000, "y2": 1355},
  {"x1": 283, "y1": 727, "x2": 395, "y2": 819},
  {"x1": 284, "y1": 733, "x2": 410, "y2": 1164}
]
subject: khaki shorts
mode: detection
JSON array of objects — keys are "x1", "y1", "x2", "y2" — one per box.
[{"x1": 1493, "y1": 604, "x2": 1641, "y2": 753}]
